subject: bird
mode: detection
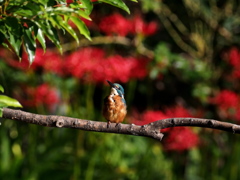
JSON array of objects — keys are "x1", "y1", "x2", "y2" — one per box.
[{"x1": 103, "y1": 80, "x2": 127, "y2": 127}]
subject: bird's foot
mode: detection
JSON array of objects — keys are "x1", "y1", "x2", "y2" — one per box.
[
  {"x1": 107, "y1": 121, "x2": 111, "y2": 128},
  {"x1": 115, "y1": 123, "x2": 121, "y2": 128}
]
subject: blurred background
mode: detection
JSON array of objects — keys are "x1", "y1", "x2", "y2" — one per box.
[{"x1": 1, "y1": 0, "x2": 240, "y2": 179}]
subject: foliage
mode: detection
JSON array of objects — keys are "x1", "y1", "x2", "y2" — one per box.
[
  {"x1": 1, "y1": 0, "x2": 240, "y2": 179},
  {"x1": 0, "y1": 0, "x2": 133, "y2": 63},
  {"x1": 0, "y1": 85, "x2": 22, "y2": 117}
]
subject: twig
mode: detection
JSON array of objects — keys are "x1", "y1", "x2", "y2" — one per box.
[{"x1": 2, "y1": 108, "x2": 240, "y2": 141}]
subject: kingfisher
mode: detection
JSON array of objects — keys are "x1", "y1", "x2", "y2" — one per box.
[{"x1": 103, "y1": 80, "x2": 127, "y2": 127}]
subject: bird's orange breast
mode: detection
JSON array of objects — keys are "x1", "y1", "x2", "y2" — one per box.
[{"x1": 103, "y1": 95, "x2": 127, "y2": 123}]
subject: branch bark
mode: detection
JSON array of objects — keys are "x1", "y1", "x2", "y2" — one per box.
[{"x1": 2, "y1": 108, "x2": 240, "y2": 141}]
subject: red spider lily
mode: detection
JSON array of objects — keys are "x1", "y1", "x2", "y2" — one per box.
[
  {"x1": 91, "y1": 55, "x2": 148, "y2": 83},
  {"x1": 34, "y1": 84, "x2": 60, "y2": 109},
  {"x1": 132, "y1": 106, "x2": 193, "y2": 126},
  {"x1": 5, "y1": 48, "x2": 63, "y2": 75},
  {"x1": 99, "y1": 13, "x2": 132, "y2": 36},
  {"x1": 210, "y1": 90, "x2": 239, "y2": 110},
  {"x1": 99, "y1": 13, "x2": 158, "y2": 36},
  {"x1": 210, "y1": 90, "x2": 240, "y2": 121},
  {"x1": 163, "y1": 127, "x2": 199, "y2": 152},
  {"x1": 131, "y1": 105, "x2": 199, "y2": 151},
  {"x1": 65, "y1": 47, "x2": 105, "y2": 79},
  {"x1": 227, "y1": 47, "x2": 240, "y2": 67},
  {"x1": 65, "y1": 47, "x2": 148, "y2": 83},
  {"x1": 132, "y1": 110, "x2": 168, "y2": 126},
  {"x1": 131, "y1": 15, "x2": 158, "y2": 36},
  {"x1": 16, "y1": 84, "x2": 60, "y2": 111}
]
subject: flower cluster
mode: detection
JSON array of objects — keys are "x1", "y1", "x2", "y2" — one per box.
[
  {"x1": 65, "y1": 47, "x2": 148, "y2": 83},
  {"x1": 5, "y1": 48, "x2": 63, "y2": 75},
  {"x1": 210, "y1": 90, "x2": 240, "y2": 121},
  {"x1": 99, "y1": 13, "x2": 158, "y2": 36},
  {"x1": 3, "y1": 47, "x2": 149, "y2": 83},
  {"x1": 16, "y1": 84, "x2": 60, "y2": 111},
  {"x1": 225, "y1": 47, "x2": 240, "y2": 79},
  {"x1": 131, "y1": 106, "x2": 199, "y2": 152},
  {"x1": 163, "y1": 127, "x2": 199, "y2": 151}
]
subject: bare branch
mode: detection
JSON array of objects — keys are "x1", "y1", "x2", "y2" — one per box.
[
  {"x1": 2, "y1": 108, "x2": 164, "y2": 141},
  {"x1": 2, "y1": 108, "x2": 240, "y2": 141}
]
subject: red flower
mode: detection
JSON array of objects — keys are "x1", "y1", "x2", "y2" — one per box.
[
  {"x1": 210, "y1": 90, "x2": 239, "y2": 110},
  {"x1": 65, "y1": 47, "x2": 148, "y2": 83},
  {"x1": 231, "y1": 69, "x2": 240, "y2": 79},
  {"x1": 165, "y1": 105, "x2": 193, "y2": 118},
  {"x1": 228, "y1": 47, "x2": 240, "y2": 67},
  {"x1": 131, "y1": 15, "x2": 158, "y2": 36},
  {"x1": 210, "y1": 90, "x2": 240, "y2": 121},
  {"x1": 132, "y1": 110, "x2": 168, "y2": 126},
  {"x1": 131, "y1": 106, "x2": 200, "y2": 151},
  {"x1": 99, "y1": 13, "x2": 158, "y2": 37},
  {"x1": 132, "y1": 106, "x2": 193, "y2": 127},
  {"x1": 163, "y1": 127, "x2": 199, "y2": 152},
  {"x1": 6, "y1": 48, "x2": 63, "y2": 75},
  {"x1": 16, "y1": 84, "x2": 60, "y2": 111},
  {"x1": 91, "y1": 56, "x2": 148, "y2": 83},
  {"x1": 34, "y1": 84, "x2": 59, "y2": 110},
  {"x1": 99, "y1": 13, "x2": 131, "y2": 36},
  {"x1": 129, "y1": 57, "x2": 148, "y2": 79},
  {"x1": 65, "y1": 47, "x2": 105, "y2": 79}
]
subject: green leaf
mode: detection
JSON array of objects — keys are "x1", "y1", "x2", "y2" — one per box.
[
  {"x1": 51, "y1": 15, "x2": 79, "y2": 44},
  {"x1": 0, "y1": 85, "x2": 4, "y2": 93},
  {"x1": 36, "y1": 28, "x2": 46, "y2": 52},
  {"x1": 7, "y1": 31, "x2": 22, "y2": 57},
  {"x1": 34, "y1": 21, "x2": 62, "y2": 54},
  {"x1": 99, "y1": 0, "x2": 130, "y2": 14},
  {"x1": 76, "y1": 9, "x2": 91, "y2": 20},
  {"x1": 69, "y1": 2, "x2": 86, "y2": 9},
  {"x1": 0, "y1": 95, "x2": 22, "y2": 108},
  {"x1": 0, "y1": 108, "x2": 2, "y2": 117},
  {"x1": 0, "y1": 102, "x2": 8, "y2": 108},
  {"x1": 23, "y1": 28, "x2": 36, "y2": 64},
  {"x1": 52, "y1": 6, "x2": 74, "y2": 14},
  {"x1": 5, "y1": 17, "x2": 21, "y2": 37},
  {"x1": 80, "y1": 0, "x2": 93, "y2": 15},
  {"x1": 70, "y1": 16, "x2": 91, "y2": 40},
  {"x1": 4, "y1": 18, "x2": 22, "y2": 57}
]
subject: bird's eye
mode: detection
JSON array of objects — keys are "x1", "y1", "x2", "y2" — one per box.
[{"x1": 115, "y1": 85, "x2": 119, "y2": 89}]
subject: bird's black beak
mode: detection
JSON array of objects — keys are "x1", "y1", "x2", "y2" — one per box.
[{"x1": 107, "y1": 80, "x2": 115, "y2": 88}]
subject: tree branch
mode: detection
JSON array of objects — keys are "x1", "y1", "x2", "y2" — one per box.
[{"x1": 2, "y1": 108, "x2": 240, "y2": 141}]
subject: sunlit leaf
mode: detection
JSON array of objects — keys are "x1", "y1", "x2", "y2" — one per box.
[
  {"x1": 34, "y1": 21, "x2": 62, "y2": 54},
  {"x1": 76, "y1": 9, "x2": 91, "y2": 20},
  {"x1": 7, "y1": 32, "x2": 22, "y2": 58},
  {"x1": 0, "y1": 95, "x2": 22, "y2": 108},
  {"x1": 0, "y1": 102, "x2": 8, "y2": 108},
  {"x1": 36, "y1": 28, "x2": 46, "y2": 52},
  {"x1": 51, "y1": 15, "x2": 79, "y2": 44},
  {"x1": 23, "y1": 28, "x2": 36, "y2": 64},
  {"x1": 70, "y1": 16, "x2": 91, "y2": 40},
  {"x1": 80, "y1": 0, "x2": 93, "y2": 15},
  {"x1": 69, "y1": 2, "x2": 86, "y2": 9},
  {"x1": 52, "y1": 6, "x2": 75, "y2": 14}
]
